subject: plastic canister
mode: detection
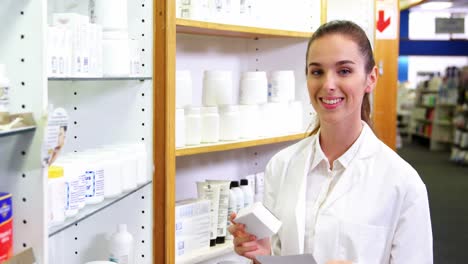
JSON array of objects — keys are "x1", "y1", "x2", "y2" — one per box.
[
  {"x1": 102, "y1": 30, "x2": 130, "y2": 77},
  {"x1": 226, "y1": 181, "x2": 240, "y2": 240},
  {"x1": 202, "y1": 70, "x2": 233, "y2": 106},
  {"x1": 176, "y1": 108, "x2": 186, "y2": 148},
  {"x1": 53, "y1": 160, "x2": 83, "y2": 217},
  {"x1": 76, "y1": 153, "x2": 105, "y2": 205},
  {"x1": 269, "y1": 71, "x2": 295, "y2": 103},
  {"x1": 239, "y1": 71, "x2": 268, "y2": 105},
  {"x1": 56, "y1": 156, "x2": 87, "y2": 209},
  {"x1": 102, "y1": 146, "x2": 138, "y2": 193},
  {"x1": 176, "y1": 70, "x2": 193, "y2": 108},
  {"x1": 48, "y1": 166, "x2": 66, "y2": 226},
  {"x1": 201, "y1": 106, "x2": 220, "y2": 143},
  {"x1": 98, "y1": 150, "x2": 123, "y2": 198},
  {"x1": 185, "y1": 107, "x2": 202, "y2": 145},
  {"x1": 0, "y1": 64, "x2": 10, "y2": 125},
  {"x1": 239, "y1": 104, "x2": 260, "y2": 139},
  {"x1": 93, "y1": 0, "x2": 128, "y2": 30},
  {"x1": 117, "y1": 143, "x2": 148, "y2": 186},
  {"x1": 219, "y1": 105, "x2": 240, "y2": 141},
  {"x1": 288, "y1": 101, "x2": 303, "y2": 133}
]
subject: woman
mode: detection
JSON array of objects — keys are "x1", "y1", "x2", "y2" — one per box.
[{"x1": 228, "y1": 20, "x2": 433, "y2": 264}]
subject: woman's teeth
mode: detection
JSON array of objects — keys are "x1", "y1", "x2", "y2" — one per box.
[{"x1": 322, "y1": 98, "x2": 342, "y2": 105}]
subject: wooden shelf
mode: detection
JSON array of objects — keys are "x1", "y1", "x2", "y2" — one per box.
[
  {"x1": 176, "y1": 18, "x2": 312, "y2": 38},
  {"x1": 176, "y1": 132, "x2": 308, "y2": 156},
  {"x1": 177, "y1": 243, "x2": 234, "y2": 264}
]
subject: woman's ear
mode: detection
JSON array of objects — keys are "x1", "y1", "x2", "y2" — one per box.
[{"x1": 365, "y1": 66, "x2": 378, "y2": 93}]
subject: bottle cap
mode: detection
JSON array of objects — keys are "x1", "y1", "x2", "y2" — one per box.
[
  {"x1": 48, "y1": 166, "x2": 64, "y2": 179},
  {"x1": 230, "y1": 181, "x2": 239, "y2": 188},
  {"x1": 240, "y1": 179, "x2": 249, "y2": 186}
]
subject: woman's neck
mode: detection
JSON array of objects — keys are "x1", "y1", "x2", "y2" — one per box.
[{"x1": 319, "y1": 120, "x2": 363, "y2": 168}]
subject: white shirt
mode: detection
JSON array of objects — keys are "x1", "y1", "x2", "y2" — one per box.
[{"x1": 304, "y1": 125, "x2": 366, "y2": 254}]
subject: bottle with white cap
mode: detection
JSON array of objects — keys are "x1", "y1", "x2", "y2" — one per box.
[
  {"x1": 108, "y1": 224, "x2": 134, "y2": 264},
  {"x1": 0, "y1": 64, "x2": 10, "y2": 125}
]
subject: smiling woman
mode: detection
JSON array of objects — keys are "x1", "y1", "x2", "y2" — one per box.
[{"x1": 228, "y1": 20, "x2": 433, "y2": 264}]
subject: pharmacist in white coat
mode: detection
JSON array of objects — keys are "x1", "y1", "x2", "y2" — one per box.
[{"x1": 228, "y1": 20, "x2": 433, "y2": 264}]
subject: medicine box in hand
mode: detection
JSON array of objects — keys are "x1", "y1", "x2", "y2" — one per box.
[{"x1": 234, "y1": 202, "x2": 281, "y2": 240}]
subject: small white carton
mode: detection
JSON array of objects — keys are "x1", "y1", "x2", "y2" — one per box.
[{"x1": 235, "y1": 202, "x2": 281, "y2": 240}]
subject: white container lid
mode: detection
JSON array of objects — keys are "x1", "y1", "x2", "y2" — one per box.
[
  {"x1": 271, "y1": 70, "x2": 294, "y2": 78},
  {"x1": 201, "y1": 106, "x2": 218, "y2": 114},
  {"x1": 203, "y1": 70, "x2": 232, "y2": 79},
  {"x1": 185, "y1": 106, "x2": 201, "y2": 116},
  {"x1": 219, "y1": 105, "x2": 239, "y2": 113},
  {"x1": 102, "y1": 29, "x2": 129, "y2": 40},
  {"x1": 241, "y1": 71, "x2": 267, "y2": 79}
]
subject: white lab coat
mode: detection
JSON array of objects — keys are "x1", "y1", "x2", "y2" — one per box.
[{"x1": 263, "y1": 124, "x2": 433, "y2": 264}]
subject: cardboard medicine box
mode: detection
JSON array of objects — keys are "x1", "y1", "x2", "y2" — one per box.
[{"x1": 0, "y1": 192, "x2": 13, "y2": 262}]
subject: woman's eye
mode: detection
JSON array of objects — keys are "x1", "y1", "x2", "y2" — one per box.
[
  {"x1": 310, "y1": 70, "x2": 322, "y2": 76},
  {"x1": 338, "y1": 68, "x2": 351, "y2": 75}
]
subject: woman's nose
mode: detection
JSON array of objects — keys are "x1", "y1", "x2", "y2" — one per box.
[{"x1": 322, "y1": 72, "x2": 336, "y2": 91}]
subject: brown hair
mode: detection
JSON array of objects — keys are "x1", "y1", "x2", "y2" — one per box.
[{"x1": 306, "y1": 20, "x2": 375, "y2": 135}]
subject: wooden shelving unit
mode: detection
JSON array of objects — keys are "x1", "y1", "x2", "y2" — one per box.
[
  {"x1": 176, "y1": 133, "x2": 308, "y2": 156},
  {"x1": 176, "y1": 18, "x2": 312, "y2": 38}
]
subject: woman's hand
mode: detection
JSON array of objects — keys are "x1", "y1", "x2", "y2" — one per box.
[
  {"x1": 326, "y1": 261, "x2": 352, "y2": 264},
  {"x1": 228, "y1": 212, "x2": 271, "y2": 263}
]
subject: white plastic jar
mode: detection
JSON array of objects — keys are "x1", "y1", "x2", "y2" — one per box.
[
  {"x1": 176, "y1": 108, "x2": 186, "y2": 148},
  {"x1": 117, "y1": 143, "x2": 148, "y2": 186},
  {"x1": 288, "y1": 101, "x2": 303, "y2": 133},
  {"x1": 240, "y1": 71, "x2": 268, "y2": 105},
  {"x1": 176, "y1": 70, "x2": 193, "y2": 108},
  {"x1": 58, "y1": 155, "x2": 87, "y2": 209},
  {"x1": 269, "y1": 70, "x2": 295, "y2": 103},
  {"x1": 94, "y1": 0, "x2": 128, "y2": 30},
  {"x1": 98, "y1": 150, "x2": 123, "y2": 198},
  {"x1": 202, "y1": 70, "x2": 233, "y2": 106},
  {"x1": 102, "y1": 30, "x2": 130, "y2": 77},
  {"x1": 239, "y1": 104, "x2": 260, "y2": 139},
  {"x1": 53, "y1": 160, "x2": 82, "y2": 217},
  {"x1": 201, "y1": 106, "x2": 220, "y2": 143},
  {"x1": 76, "y1": 153, "x2": 105, "y2": 205},
  {"x1": 219, "y1": 105, "x2": 240, "y2": 141},
  {"x1": 48, "y1": 166, "x2": 66, "y2": 226},
  {"x1": 0, "y1": 64, "x2": 10, "y2": 124},
  {"x1": 185, "y1": 107, "x2": 202, "y2": 145}
]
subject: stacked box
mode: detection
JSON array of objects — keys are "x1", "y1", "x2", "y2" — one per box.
[
  {"x1": 175, "y1": 199, "x2": 211, "y2": 259},
  {"x1": 0, "y1": 193, "x2": 13, "y2": 262}
]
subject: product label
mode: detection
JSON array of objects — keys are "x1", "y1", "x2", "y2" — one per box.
[
  {"x1": 95, "y1": 169, "x2": 105, "y2": 197},
  {"x1": 65, "y1": 178, "x2": 81, "y2": 211},
  {"x1": 0, "y1": 194, "x2": 13, "y2": 262},
  {"x1": 85, "y1": 170, "x2": 96, "y2": 197}
]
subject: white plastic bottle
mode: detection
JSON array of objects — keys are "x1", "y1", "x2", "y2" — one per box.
[
  {"x1": 240, "y1": 179, "x2": 254, "y2": 208},
  {"x1": 0, "y1": 64, "x2": 10, "y2": 125},
  {"x1": 48, "y1": 166, "x2": 66, "y2": 227},
  {"x1": 226, "y1": 181, "x2": 239, "y2": 240},
  {"x1": 231, "y1": 181, "x2": 244, "y2": 212},
  {"x1": 109, "y1": 224, "x2": 134, "y2": 264}
]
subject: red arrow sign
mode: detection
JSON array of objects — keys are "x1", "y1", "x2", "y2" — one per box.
[{"x1": 377, "y1": 10, "x2": 391, "y2": 32}]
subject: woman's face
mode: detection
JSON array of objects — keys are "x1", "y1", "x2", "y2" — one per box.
[{"x1": 306, "y1": 34, "x2": 376, "y2": 126}]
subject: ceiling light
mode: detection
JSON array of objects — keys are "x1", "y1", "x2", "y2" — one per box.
[{"x1": 419, "y1": 1, "x2": 453, "y2": 10}]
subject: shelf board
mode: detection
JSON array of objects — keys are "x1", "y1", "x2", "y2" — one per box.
[
  {"x1": 413, "y1": 118, "x2": 433, "y2": 124},
  {"x1": 433, "y1": 138, "x2": 452, "y2": 144},
  {"x1": 415, "y1": 104, "x2": 435, "y2": 109},
  {"x1": 48, "y1": 76, "x2": 152, "y2": 81},
  {"x1": 433, "y1": 120, "x2": 453, "y2": 126},
  {"x1": 177, "y1": 242, "x2": 234, "y2": 264},
  {"x1": 48, "y1": 181, "x2": 152, "y2": 237},
  {"x1": 418, "y1": 90, "x2": 438, "y2": 94},
  {"x1": 412, "y1": 132, "x2": 430, "y2": 139},
  {"x1": 176, "y1": 132, "x2": 308, "y2": 156},
  {"x1": 0, "y1": 126, "x2": 36, "y2": 138},
  {"x1": 176, "y1": 18, "x2": 312, "y2": 38},
  {"x1": 436, "y1": 103, "x2": 456, "y2": 108}
]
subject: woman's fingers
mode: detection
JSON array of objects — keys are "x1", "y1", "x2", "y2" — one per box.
[
  {"x1": 228, "y1": 223, "x2": 246, "y2": 237},
  {"x1": 233, "y1": 234, "x2": 256, "y2": 247},
  {"x1": 234, "y1": 240, "x2": 259, "y2": 256}
]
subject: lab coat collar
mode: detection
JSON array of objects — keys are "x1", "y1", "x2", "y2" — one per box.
[{"x1": 284, "y1": 122, "x2": 381, "y2": 254}]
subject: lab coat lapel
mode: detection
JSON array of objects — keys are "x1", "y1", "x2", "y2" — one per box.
[
  {"x1": 279, "y1": 141, "x2": 312, "y2": 255},
  {"x1": 321, "y1": 125, "x2": 381, "y2": 211}
]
